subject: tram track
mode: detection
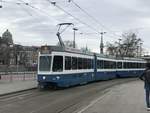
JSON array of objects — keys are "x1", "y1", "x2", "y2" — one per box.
[{"x1": 0, "y1": 78, "x2": 138, "y2": 113}]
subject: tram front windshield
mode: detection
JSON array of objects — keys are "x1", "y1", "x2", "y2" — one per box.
[{"x1": 39, "y1": 56, "x2": 51, "y2": 71}]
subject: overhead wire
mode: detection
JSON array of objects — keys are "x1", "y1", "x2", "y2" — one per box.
[
  {"x1": 17, "y1": 1, "x2": 33, "y2": 16},
  {"x1": 68, "y1": 0, "x2": 121, "y2": 38},
  {"x1": 17, "y1": 0, "x2": 62, "y2": 24},
  {"x1": 0, "y1": 0, "x2": 2, "y2": 8},
  {"x1": 3, "y1": 0, "x2": 111, "y2": 38},
  {"x1": 46, "y1": 0, "x2": 101, "y2": 34},
  {"x1": 3, "y1": 0, "x2": 121, "y2": 39}
]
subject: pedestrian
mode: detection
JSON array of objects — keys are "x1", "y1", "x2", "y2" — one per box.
[{"x1": 140, "y1": 64, "x2": 150, "y2": 110}]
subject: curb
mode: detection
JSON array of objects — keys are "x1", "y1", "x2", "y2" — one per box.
[{"x1": 0, "y1": 87, "x2": 37, "y2": 97}]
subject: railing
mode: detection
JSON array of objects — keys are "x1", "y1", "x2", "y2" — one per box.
[{"x1": 0, "y1": 72, "x2": 37, "y2": 82}]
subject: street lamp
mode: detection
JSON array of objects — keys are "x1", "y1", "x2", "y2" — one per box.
[
  {"x1": 0, "y1": 0, "x2": 2, "y2": 8},
  {"x1": 73, "y1": 28, "x2": 78, "y2": 48}
]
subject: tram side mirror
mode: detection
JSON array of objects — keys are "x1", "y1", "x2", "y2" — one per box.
[{"x1": 0, "y1": 5, "x2": 2, "y2": 8}]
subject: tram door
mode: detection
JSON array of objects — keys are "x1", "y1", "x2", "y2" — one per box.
[{"x1": 93, "y1": 54, "x2": 97, "y2": 80}]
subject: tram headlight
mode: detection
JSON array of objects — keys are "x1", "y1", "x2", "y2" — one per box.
[
  {"x1": 43, "y1": 76, "x2": 46, "y2": 80},
  {"x1": 56, "y1": 76, "x2": 60, "y2": 80}
]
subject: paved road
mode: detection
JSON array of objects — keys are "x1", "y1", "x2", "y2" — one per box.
[
  {"x1": 0, "y1": 78, "x2": 137, "y2": 113},
  {"x1": 77, "y1": 80, "x2": 147, "y2": 113}
]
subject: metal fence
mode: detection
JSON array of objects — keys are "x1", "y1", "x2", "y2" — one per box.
[{"x1": 0, "y1": 72, "x2": 37, "y2": 82}]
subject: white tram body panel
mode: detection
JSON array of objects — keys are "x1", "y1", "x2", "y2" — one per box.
[{"x1": 37, "y1": 46, "x2": 146, "y2": 88}]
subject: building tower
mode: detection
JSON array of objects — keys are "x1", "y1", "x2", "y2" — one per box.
[
  {"x1": 2, "y1": 29, "x2": 13, "y2": 45},
  {"x1": 100, "y1": 32, "x2": 106, "y2": 54}
]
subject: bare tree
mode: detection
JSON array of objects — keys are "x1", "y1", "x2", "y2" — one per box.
[
  {"x1": 106, "y1": 42, "x2": 117, "y2": 56},
  {"x1": 106, "y1": 32, "x2": 143, "y2": 57}
]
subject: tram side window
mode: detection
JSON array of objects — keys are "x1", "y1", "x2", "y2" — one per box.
[
  {"x1": 127, "y1": 62, "x2": 130, "y2": 68},
  {"x1": 142, "y1": 63, "x2": 146, "y2": 68},
  {"x1": 138, "y1": 63, "x2": 142, "y2": 68},
  {"x1": 97, "y1": 60, "x2": 100, "y2": 69},
  {"x1": 52, "y1": 56, "x2": 63, "y2": 72},
  {"x1": 83, "y1": 58, "x2": 88, "y2": 69},
  {"x1": 131, "y1": 63, "x2": 134, "y2": 68},
  {"x1": 78, "y1": 58, "x2": 83, "y2": 69},
  {"x1": 87, "y1": 59, "x2": 91, "y2": 69},
  {"x1": 100, "y1": 60, "x2": 104, "y2": 69},
  {"x1": 91, "y1": 59, "x2": 94, "y2": 69},
  {"x1": 65, "y1": 56, "x2": 71, "y2": 70},
  {"x1": 123, "y1": 62, "x2": 127, "y2": 69},
  {"x1": 72, "y1": 57, "x2": 77, "y2": 70},
  {"x1": 133, "y1": 63, "x2": 136, "y2": 68},
  {"x1": 110, "y1": 61, "x2": 116, "y2": 69},
  {"x1": 98, "y1": 60, "x2": 104, "y2": 69},
  {"x1": 117, "y1": 62, "x2": 122, "y2": 69},
  {"x1": 104, "y1": 61, "x2": 109, "y2": 69},
  {"x1": 134, "y1": 63, "x2": 138, "y2": 68},
  {"x1": 135, "y1": 63, "x2": 138, "y2": 68}
]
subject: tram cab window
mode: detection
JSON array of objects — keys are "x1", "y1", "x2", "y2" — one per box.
[
  {"x1": 39, "y1": 56, "x2": 51, "y2": 71},
  {"x1": 65, "y1": 56, "x2": 71, "y2": 70},
  {"x1": 72, "y1": 57, "x2": 77, "y2": 70},
  {"x1": 52, "y1": 56, "x2": 63, "y2": 72}
]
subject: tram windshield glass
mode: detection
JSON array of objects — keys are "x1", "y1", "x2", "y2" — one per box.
[{"x1": 39, "y1": 56, "x2": 51, "y2": 71}]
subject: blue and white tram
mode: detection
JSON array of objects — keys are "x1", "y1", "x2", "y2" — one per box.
[
  {"x1": 38, "y1": 46, "x2": 95, "y2": 88},
  {"x1": 37, "y1": 46, "x2": 146, "y2": 88},
  {"x1": 95, "y1": 55, "x2": 117, "y2": 80},
  {"x1": 116, "y1": 58, "x2": 146, "y2": 78}
]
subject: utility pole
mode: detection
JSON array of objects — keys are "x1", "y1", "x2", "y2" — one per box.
[
  {"x1": 0, "y1": 0, "x2": 2, "y2": 8},
  {"x1": 73, "y1": 28, "x2": 78, "y2": 48},
  {"x1": 100, "y1": 32, "x2": 106, "y2": 54},
  {"x1": 140, "y1": 42, "x2": 143, "y2": 57},
  {"x1": 137, "y1": 46, "x2": 139, "y2": 57},
  {"x1": 117, "y1": 38, "x2": 122, "y2": 57}
]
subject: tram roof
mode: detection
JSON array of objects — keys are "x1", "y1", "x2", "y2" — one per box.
[
  {"x1": 40, "y1": 45, "x2": 145, "y2": 61},
  {"x1": 41, "y1": 45, "x2": 94, "y2": 56}
]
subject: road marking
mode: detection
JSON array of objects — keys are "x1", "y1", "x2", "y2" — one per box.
[{"x1": 76, "y1": 89, "x2": 112, "y2": 113}]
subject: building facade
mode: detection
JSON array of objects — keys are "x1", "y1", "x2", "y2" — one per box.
[{"x1": 0, "y1": 29, "x2": 40, "y2": 71}]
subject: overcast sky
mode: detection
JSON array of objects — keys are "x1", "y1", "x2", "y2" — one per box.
[{"x1": 0, "y1": 0, "x2": 150, "y2": 54}]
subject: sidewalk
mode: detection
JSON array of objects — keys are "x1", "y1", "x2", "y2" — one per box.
[
  {"x1": 76, "y1": 80, "x2": 148, "y2": 113},
  {"x1": 0, "y1": 80, "x2": 37, "y2": 96}
]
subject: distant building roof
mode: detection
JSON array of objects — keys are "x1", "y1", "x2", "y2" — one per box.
[{"x1": 2, "y1": 29, "x2": 13, "y2": 45}]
